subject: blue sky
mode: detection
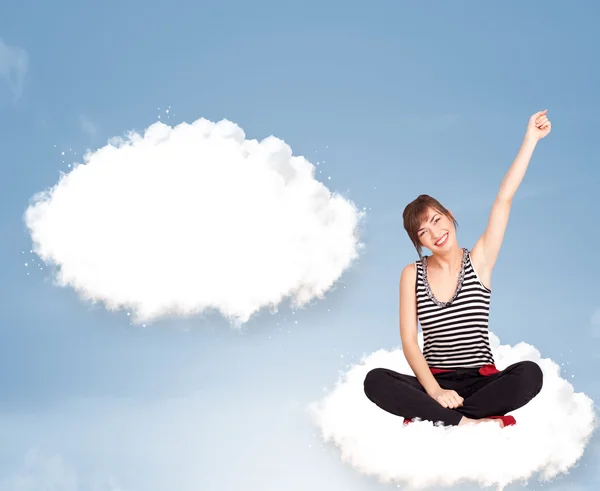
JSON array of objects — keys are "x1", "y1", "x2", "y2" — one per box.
[{"x1": 1, "y1": 1, "x2": 600, "y2": 490}]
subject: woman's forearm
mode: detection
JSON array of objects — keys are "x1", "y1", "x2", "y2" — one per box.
[
  {"x1": 403, "y1": 342, "x2": 441, "y2": 396},
  {"x1": 498, "y1": 109, "x2": 552, "y2": 202},
  {"x1": 497, "y1": 136, "x2": 538, "y2": 202}
]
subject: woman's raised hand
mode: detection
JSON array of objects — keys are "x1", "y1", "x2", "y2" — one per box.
[{"x1": 526, "y1": 109, "x2": 552, "y2": 140}]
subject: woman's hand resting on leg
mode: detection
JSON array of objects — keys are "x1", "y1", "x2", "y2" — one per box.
[{"x1": 428, "y1": 388, "x2": 464, "y2": 409}]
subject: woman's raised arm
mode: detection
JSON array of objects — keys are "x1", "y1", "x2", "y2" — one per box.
[{"x1": 472, "y1": 110, "x2": 552, "y2": 275}]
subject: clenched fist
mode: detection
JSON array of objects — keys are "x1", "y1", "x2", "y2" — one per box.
[{"x1": 526, "y1": 109, "x2": 552, "y2": 141}]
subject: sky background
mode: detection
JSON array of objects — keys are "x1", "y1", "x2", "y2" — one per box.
[{"x1": 1, "y1": 1, "x2": 600, "y2": 490}]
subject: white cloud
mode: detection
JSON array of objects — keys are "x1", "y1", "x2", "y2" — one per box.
[
  {"x1": 24, "y1": 118, "x2": 364, "y2": 325},
  {"x1": 310, "y1": 332, "x2": 597, "y2": 490},
  {"x1": 0, "y1": 37, "x2": 28, "y2": 100}
]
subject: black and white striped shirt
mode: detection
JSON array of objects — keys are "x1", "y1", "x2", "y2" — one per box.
[{"x1": 415, "y1": 248, "x2": 495, "y2": 369}]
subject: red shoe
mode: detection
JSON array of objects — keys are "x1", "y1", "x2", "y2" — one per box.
[
  {"x1": 404, "y1": 416, "x2": 515, "y2": 427},
  {"x1": 488, "y1": 415, "x2": 516, "y2": 427}
]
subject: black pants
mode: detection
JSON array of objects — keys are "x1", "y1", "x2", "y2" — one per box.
[{"x1": 363, "y1": 361, "x2": 543, "y2": 426}]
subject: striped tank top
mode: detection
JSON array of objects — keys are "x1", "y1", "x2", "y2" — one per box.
[{"x1": 415, "y1": 248, "x2": 495, "y2": 369}]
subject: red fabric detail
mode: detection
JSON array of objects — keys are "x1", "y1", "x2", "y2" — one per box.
[
  {"x1": 478, "y1": 364, "x2": 500, "y2": 376},
  {"x1": 488, "y1": 415, "x2": 516, "y2": 427},
  {"x1": 403, "y1": 418, "x2": 413, "y2": 425},
  {"x1": 428, "y1": 364, "x2": 500, "y2": 376}
]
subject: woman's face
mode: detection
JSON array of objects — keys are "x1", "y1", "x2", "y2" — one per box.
[{"x1": 417, "y1": 207, "x2": 456, "y2": 253}]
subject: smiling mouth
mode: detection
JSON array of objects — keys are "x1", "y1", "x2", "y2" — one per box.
[{"x1": 435, "y1": 233, "x2": 448, "y2": 246}]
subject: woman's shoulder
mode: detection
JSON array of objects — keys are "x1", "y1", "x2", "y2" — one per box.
[
  {"x1": 399, "y1": 262, "x2": 420, "y2": 299},
  {"x1": 400, "y1": 261, "x2": 419, "y2": 282}
]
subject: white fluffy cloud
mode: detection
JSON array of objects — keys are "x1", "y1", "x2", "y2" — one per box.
[
  {"x1": 310, "y1": 332, "x2": 597, "y2": 490},
  {"x1": 24, "y1": 118, "x2": 363, "y2": 325},
  {"x1": 0, "y1": 37, "x2": 28, "y2": 100}
]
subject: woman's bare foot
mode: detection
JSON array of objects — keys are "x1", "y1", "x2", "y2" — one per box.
[
  {"x1": 458, "y1": 416, "x2": 476, "y2": 426},
  {"x1": 479, "y1": 417, "x2": 505, "y2": 428},
  {"x1": 458, "y1": 416, "x2": 504, "y2": 428}
]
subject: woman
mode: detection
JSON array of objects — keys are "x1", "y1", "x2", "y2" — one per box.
[{"x1": 364, "y1": 110, "x2": 551, "y2": 428}]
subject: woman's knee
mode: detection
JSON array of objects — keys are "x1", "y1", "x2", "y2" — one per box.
[
  {"x1": 363, "y1": 368, "x2": 388, "y2": 396},
  {"x1": 516, "y1": 360, "x2": 544, "y2": 393}
]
